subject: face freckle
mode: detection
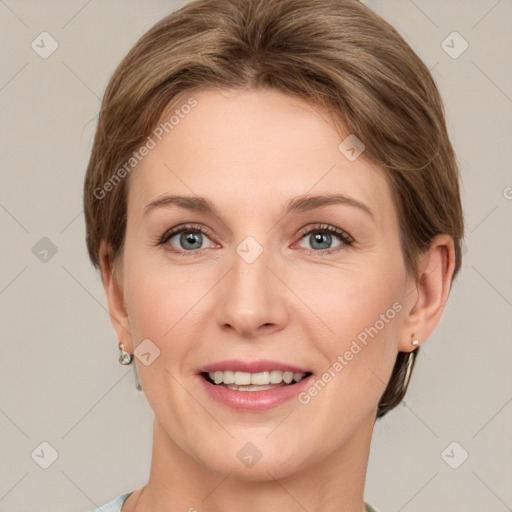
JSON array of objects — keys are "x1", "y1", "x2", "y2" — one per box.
[{"x1": 119, "y1": 87, "x2": 410, "y2": 480}]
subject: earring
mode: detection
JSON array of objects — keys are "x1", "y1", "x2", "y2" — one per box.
[
  {"x1": 402, "y1": 336, "x2": 421, "y2": 392},
  {"x1": 118, "y1": 342, "x2": 143, "y2": 391},
  {"x1": 133, "y1": 364, "x2": 143, "y2": 391},
  {"x1": 402, "y1": 350, "x2": 416, "y2": 392},
  {"x1": 118, "y1": 342, "x2": 133, "y2": 365}
]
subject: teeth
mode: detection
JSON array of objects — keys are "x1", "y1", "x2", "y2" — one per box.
[
  {"x1": 251, "y1": 371, "x2": 269, "y2": 385},
  {"x1": 270, "y1": 370, "x2": 282, "y2": 384},
  {"x1": 283, "y1": 372, "x2": 293, "y2": 384},
  {"x1": 222, "y1": 371, "x2": 235, "y2": 384},
  {"x1": 208, "y1": 370, "x2": 308, "y2": 386}
]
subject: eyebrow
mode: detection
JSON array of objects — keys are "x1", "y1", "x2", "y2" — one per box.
[{"x1": 143, "y1": 193, "x2": 374, "y2": 220}]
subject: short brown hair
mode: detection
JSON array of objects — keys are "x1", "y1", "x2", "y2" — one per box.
[{"x1": 84, "y1": 0, "x2": 464, "y2": 419}]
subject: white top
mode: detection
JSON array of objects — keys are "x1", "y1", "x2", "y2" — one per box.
[
  {"x1": 87, "y1": 492, "x2": 132, "y2": 511},
  {"x1": 88, "y1": 492, "x2": 379, "y2": 512}
]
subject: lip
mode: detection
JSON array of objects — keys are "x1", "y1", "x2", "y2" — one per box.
[
  {"x1": 198, "y1": 359, "x2": 311, "y2": 374},
  {"x1": 196, "y1": 363, "x2": 313, "y2": 412}
]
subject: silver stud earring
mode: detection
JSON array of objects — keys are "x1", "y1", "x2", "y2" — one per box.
[
  {"x1": 411, "y1": 339, "x2": 420, "y2": 347},
  {"x1": 117, "y1": 342, "x2": 143, "y2": 391},
  {"x1": 118, "y1": 342, "x2": 133, "y2": 365}
]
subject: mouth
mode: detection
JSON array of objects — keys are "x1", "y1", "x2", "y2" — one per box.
[
  {"x1": 196, "y1": 359, "x2": 314, "y2": 410},
  {"x1": 200, "y1": 370, "x2": 313, "y2": 391}
]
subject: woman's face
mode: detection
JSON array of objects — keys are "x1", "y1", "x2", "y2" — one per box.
[{"x1": 112, "y1": 87, "x2": 416, "y2": 478}]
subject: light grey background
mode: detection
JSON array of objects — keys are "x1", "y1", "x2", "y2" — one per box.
[{"x1": 0, "y1": 1, "x2": 511, "y2": 511}]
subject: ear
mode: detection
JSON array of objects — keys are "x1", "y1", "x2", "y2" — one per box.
[
  {"x1": 98, "y1": 240, "x2": 133, "y2": 353},
  {"x1": 399, "y1": 234, "x2": 456, "y2": 352}
]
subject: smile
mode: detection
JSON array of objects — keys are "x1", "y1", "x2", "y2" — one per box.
[
  {"x1": 197, "y1": 362, "x2": 314, "y2": 411},
  {"x1": 203, "y1": 370, "x2": 311, "y2": 390}
]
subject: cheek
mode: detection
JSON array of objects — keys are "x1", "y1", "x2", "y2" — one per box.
[
  {"x1": 295, "y1": 253, "x2": 405, "y2": 341},
  {"x1": 121, "y1": 243, "x2": 214, "y2": 369},
  {"x1": 121, "y1": 251, "x2": 204, "y2": 412},
  {"x1": 121, "y1": 241, "x2": 183, "y2": 344},
  {"x1": 291, "y1": 251, "x2": 405, "y2": 399}
]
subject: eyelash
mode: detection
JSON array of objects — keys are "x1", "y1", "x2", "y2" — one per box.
[{"x1": 157, "y1": 223, "x2": 354, "y2": 257}]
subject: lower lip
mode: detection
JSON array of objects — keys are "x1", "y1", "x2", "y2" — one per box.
[{"x1": 197, "y1": 374, "x2": 313, "y2": 411}]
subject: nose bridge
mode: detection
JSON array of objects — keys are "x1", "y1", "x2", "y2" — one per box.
[
  {"x1": 230, "y1": 232, "x2": 275, "y2": 304},
  {"x1": 216, "y1": 230, "x2": 288, "y2": 335}
]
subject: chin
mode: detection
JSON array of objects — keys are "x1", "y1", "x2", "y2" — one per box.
[{"x1": 190, "y1": 436, "x2": 311, "y2": 481}]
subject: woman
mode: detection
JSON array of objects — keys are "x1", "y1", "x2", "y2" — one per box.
[{"x1": 83, "y1": 0, "x2": 464, "y2": 510}]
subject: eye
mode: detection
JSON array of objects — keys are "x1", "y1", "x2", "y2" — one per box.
[
  {"x1": 157, "y1": 222, "x2": 354, "y2": 257},
  {"x1": 159, "y1": 223, "x2": 217, "y2": 255},
  {"x1": 295, "y1": 224, "x2": 353, "y2": 255}
]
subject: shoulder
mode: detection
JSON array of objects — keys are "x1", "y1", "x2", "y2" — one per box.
[
  {"x1": 365, "y1": 502, "x2": 381, "y2": 512},
  {"x1": 85, "y1": 492, "x2": 133, "y2": 512}
]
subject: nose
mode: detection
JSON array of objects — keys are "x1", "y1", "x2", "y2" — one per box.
[{"x1": 215, "y1": 241, "x2": 290, "y2": 339}]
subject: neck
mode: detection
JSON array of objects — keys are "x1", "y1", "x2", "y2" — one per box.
[{"x1": 125, "y1": 410, "x2": 376, "y2": 512}]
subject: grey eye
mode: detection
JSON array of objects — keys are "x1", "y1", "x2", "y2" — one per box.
[{"x1": 168, "y1": 230, "x2": 210, "y2": 251}]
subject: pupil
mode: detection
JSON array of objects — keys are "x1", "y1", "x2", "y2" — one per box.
[
  {"x1": 181, "y1": 231, "x2": 202, "y2": 250},
  {"x1": 311, "y1": 232, "x2": 331, "y2": 250}
]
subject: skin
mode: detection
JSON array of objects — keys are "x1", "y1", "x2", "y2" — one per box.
[{"x1": 99, "y1": 87, "x2": 455, "y2": 512}]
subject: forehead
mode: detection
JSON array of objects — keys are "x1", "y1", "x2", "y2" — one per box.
[{"x1": 128, "y1": 88, "x2": 393, "y2": 222}]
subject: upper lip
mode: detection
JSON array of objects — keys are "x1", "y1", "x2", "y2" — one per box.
[{"x1": 198, "y1": 359, "x2": 311, "y2": 374}]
